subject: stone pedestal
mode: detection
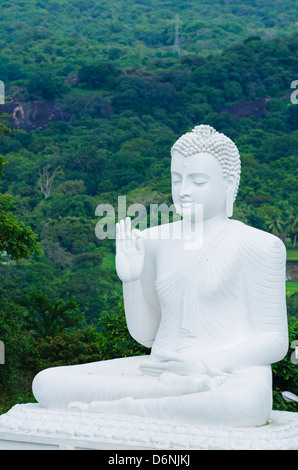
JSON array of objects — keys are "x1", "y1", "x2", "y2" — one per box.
[{"x1": 0, "y1": 404, "x2": 297, "y2": 450}]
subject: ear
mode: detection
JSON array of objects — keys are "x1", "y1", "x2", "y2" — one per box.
[
  {"x1": 225, "y1": 175, "x2": 235, "y2": 218},
  {"x1": 226, "y1": 174, "x2": 235, "y2": 191}
]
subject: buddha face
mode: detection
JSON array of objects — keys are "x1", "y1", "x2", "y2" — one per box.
[{"x1": 171, "y1": 151, "x2": 234, "y2": 221}]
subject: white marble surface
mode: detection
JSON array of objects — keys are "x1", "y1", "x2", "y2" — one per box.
[
  {"x1": 0, "y1": 404, "x2": 297, "y2": 450},
  {"x1": 32, "y1": 126, "x2": 289, "y2": 428}
]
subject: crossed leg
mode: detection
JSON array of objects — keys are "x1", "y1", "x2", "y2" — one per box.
[
  {"x1": 33, "y1": 355, "x2": 223, "y2": 408},
  {"x1": 33, "y1": 356, "x2": 272, "y2": 427}
]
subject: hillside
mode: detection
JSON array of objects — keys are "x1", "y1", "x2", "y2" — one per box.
[
  {"x1": 0, "y1": 0, "x2": 297, "y2": 413},
  {"x1": 0, "y1": 0, "x2": 298, "y2": 74},
  {"x1": 0, "y1": 29, "x2": 297, "y2": 321}
]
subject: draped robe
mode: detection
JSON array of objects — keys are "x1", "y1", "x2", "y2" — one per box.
[
  {"x1": 32, "y1": 220, "x2": 288, "y2": 426},
  {"x1": 151, "y1": 220, "x2": 287, "y2": 368}
]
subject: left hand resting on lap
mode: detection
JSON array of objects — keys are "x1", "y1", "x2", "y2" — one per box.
[{"x1": 140, "y1": 351, "x2": 207, "y2": 377}]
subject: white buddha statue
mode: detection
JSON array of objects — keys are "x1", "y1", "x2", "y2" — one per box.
[{"x1": 32, "y1": 125, "x2": 288, "y2": 427}]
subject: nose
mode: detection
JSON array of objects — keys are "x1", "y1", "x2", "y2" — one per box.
[{"x1": 179, "y1": 178, "x2": 191, "y2": 199}]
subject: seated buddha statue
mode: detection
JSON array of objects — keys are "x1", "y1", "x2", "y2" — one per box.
[{"x1": 32, "y1": 125, "x2": 288, "y2": 427}]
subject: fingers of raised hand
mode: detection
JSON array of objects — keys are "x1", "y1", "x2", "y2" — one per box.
[{"x1": 116, "y1": 217, "x2": 132, "y2": 252}]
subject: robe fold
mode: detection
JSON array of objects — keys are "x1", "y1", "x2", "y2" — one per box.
[
  {"x1": 32, "y1": 220, "x2": 288, "y2": 426},
  {"x1": 152, "y1": 219, "x2": 288, "y2": 372}
]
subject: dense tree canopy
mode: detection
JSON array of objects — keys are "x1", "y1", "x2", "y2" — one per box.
[
  {"x1": 0, "y1": 0, "x2": 297, "y2": 414},
  {"x1": 0, "y1": 117, "x2": 41, "y2": 262}
]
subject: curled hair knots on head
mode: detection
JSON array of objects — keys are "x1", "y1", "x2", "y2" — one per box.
[{"x1": 171, "y1": 124, "x2": 241, "y2": 202}]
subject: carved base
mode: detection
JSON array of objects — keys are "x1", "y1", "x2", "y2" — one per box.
[{"x1": 0, "y1": 404, "x2": 297, "y2": 450}]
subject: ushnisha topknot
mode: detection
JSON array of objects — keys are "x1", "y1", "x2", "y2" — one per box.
[{"x1": 171, "y1": 124, "x2": 241, "y2": 202}]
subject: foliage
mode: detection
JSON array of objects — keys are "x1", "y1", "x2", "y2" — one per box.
[
  {"x1": 78, "y1": 62, "x2": 119, "y2": 90},
  {"x1": 0, "y1": 114, "x2": 14, "y2": 142},
  {"x1": 27, "y1": 71, "x2": 66, "y2": 100},
  {"x1": 0, "y1": 189, "x2": 42, "y2": 261},
  {"x1": 97, "y1": 302, "x2": 149, "y2": 360},
  {"x1": 0, "y1": 294, "x2": 147, "y2": 414},
  {"x1": 0, "y1": 146, "x2": 41, "y2": 261},
  {"x1": 272, "y1": 318, "x2": 298, "y2": 412},
  {"x1": 0, "y1": 0, "x2": 297, "y2": 69},
  {"x1": 0, "y1": 287, "x2": 97, "y2": 413},
  {"x1": 14, "y1": 291, "x2": 84, "y2": 338},
  {"x1": 0, "y1": 0, "x2": 297, "y2": 415},
  {"x1": 27, "y1": 327, "x2": 102, "y2": 371}
]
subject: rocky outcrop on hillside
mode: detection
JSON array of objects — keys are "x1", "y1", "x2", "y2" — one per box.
[
  {"x1": 220, "y1": 98, "x2": 269, "y2": 118},
  {"x1": 1, "y1": 101, "x2": 71, "y2": 131}
]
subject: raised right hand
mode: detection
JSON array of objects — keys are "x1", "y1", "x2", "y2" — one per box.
[{"x1": 115, "y1": 217, "x2": 145, "y2": 282}]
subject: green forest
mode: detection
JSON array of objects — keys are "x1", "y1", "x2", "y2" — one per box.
[{"x1": 0, "y1": 0, "x2": 297, "y2": 414}]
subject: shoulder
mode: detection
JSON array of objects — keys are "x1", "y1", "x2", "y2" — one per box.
[{"x1": 237, "y1": 222, "x2": 286, "y2": 261}]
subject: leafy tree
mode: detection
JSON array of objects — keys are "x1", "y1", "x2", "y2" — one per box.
[
  {"x1": 0, "y1": 11, "x2": 298, "y2": 415},
  {"x1": 14, "y1": 291, "x2": 84, "y2": 338},
  {"x1": 288, "y1": 211, "x2": 298, "y2": 249},
  {"x1": 0, "y1": 188, "x2": 41, "y2": 261},
  {"x1": 0, "y1": 113, "x2": 14, "y2": 141},
  {"x1": 78, "y1": 62, "x2": 118, "y2": 90},
  {"x1": 272, "y1": 317, "x2": 298, "y2": 412},
  {"x1": 41, "y1": 239, "x2": 73, "y2": 269},
  {"x1": 223, "y1": 80, "x2": 243, "y2": 102},
  {"x1": 26, "y1": 71, "x2": 66, "y2": 100},
  {"x1": 98, "y1": 302, "x2": 149, "y2": 360},
  {"x1": 0, "y1": 116, "x2": 41, "y2": 261},
  {"x1": 27, "y1": 327, "x2": 102, "y2": 371},
  {"x1": 262, "y1": 207, "x2": 285, "y2": 235},
  {"x1": 0, "y1": 287, "x2": 34, "y2": 387},
  {"x1": 54, "y1": 179, "x2": 86, "y2": 196},
  {"x1": 40, "y1": 216, "x2": 97, "y2": 253},
  {"x1": 62, "y1": 93, "x2": 113, "y2": 119}
]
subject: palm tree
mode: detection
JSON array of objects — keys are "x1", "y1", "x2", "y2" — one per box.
[
  {"x1": 287, "y1": 211, "x2": 298, "y2": 249},
  {"x1": 266, "y1": 214, "x2": 284, "y2": 235}
]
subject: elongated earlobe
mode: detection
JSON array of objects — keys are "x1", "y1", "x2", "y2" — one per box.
[{"x1": 226, "y1": 188, "x2": 234, "y2": 218}]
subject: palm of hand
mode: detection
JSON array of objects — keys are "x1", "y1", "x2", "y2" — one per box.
[{"x1": 115, "y1": 217, "x2": 145, "y2": 282}]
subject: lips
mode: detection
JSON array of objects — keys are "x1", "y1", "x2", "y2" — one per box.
[{"x1": 179, "y1": 200, "x2": 193, "y2": 205}]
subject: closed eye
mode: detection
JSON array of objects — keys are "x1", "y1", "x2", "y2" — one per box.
[{"x1": 193, "y1": 180, "x2": 208, "y2": 186}]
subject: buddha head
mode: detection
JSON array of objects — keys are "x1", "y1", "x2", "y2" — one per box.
[{"x1": 170, "y1": 124, "x2": 241, "y2": 220}]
